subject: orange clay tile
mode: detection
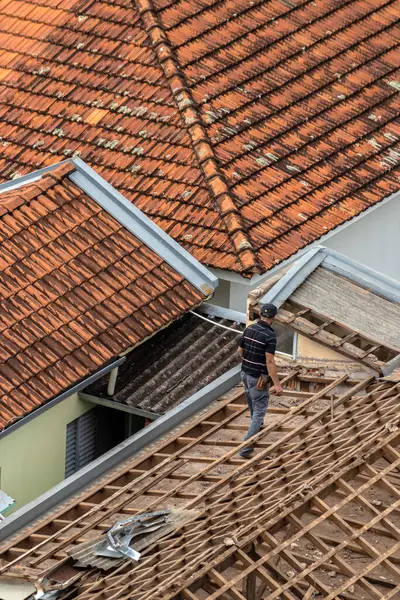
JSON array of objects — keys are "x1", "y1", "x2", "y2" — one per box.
[
  {"x1": 149, "y1": 0, "x2": 400, "y2": 272},
  {"x1": 0, "y1": 162, "x2": 205, "y2": 431},
  {"x1": 0, "y1": 0, "x2": 399, "y2": 276}
]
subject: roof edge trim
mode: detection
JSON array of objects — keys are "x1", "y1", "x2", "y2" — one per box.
[
  {"x1": 260, "y1": 247, "x2": 326, "y2": 307},
  {"x1": 260, "y1": 246, "x2": 400, "y2": 308},
  {"x1": 0, "y1": 357, "x2": 125, "y2": 441},
  {"x1": 134, "y1": 0, "x2": 260, "y2": 275},
  {"x1": 68, "y1": 158, "x2": 217, "y2": 295}
]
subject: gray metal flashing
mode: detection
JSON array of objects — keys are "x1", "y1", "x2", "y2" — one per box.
[
  {"x1": 260, "y1": 247, "x2": 326, "y2": 307},
  {"x1": 0, "y1": 357, "x2": 126, "y2": 441},
  {"x1": 323, "y1": 251, "x2": 400, "y2": 303},
  {"x1": 79, "y1": 393, "x2": 160, "y2": 421},
  {"x1": 381, "y1": 354, "x2": 400, "y2": 377},
  {"x1": 259, "y1": 246, "x2": 400, "y2": 309},
  {"x1": 198, "y1": 303, "x2": 247, "y2": 323},
  {"x1": 69, "y1": 158, "x2": 218, "y2": 295},
  {"x1": 0, "y1": 159, "x2": 72, "y2": 193},
  {"x1": 0, "y1": 364, "x2": 241, "y2": 541}
]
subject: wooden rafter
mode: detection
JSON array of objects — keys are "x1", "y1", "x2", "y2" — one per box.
[{"x1": 0, "y1": 372, "x2": 399, "y2": 600}]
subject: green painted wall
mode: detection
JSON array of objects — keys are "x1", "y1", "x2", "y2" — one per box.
[{"x1": 0, "y1": 393, "x2": 93, "y2": 514}]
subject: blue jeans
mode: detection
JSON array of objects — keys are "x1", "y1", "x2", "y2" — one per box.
[{"x1": 240, "y1": 372, "x2": 269, "y2": 457}]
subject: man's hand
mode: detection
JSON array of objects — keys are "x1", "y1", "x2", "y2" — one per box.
[{"x1": 271, "y1": 384, "x2": 283, "y2": 396}]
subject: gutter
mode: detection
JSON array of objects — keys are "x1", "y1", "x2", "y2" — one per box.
[{"x1": 0, "y1": 364, "x2": 241, "y2": 541}]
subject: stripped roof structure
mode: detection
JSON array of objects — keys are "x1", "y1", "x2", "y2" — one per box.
[
  {"x1": 0, "y1": 158, "x2": 216, "y2": 432},
  {"x1": 0, "y1": 0, "x2": 399, "y2": 275},
  {"x1": 0, "y1": 368, "x2": 400, "y2": 599},
  {"x1": 248, "y1": 247, "x2": 400, "y2": 375}
]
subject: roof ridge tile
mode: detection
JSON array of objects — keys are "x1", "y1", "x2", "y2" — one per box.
[{"x1": 134, "y1": 0, "x2": 261, "y2": 274}]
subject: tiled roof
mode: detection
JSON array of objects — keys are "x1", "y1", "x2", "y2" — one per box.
[
  {"x1": 150, "y1": 0, "x2": 400, "y2": 271},
  {"x1": 0, "y1": 0, "x2": 399, "y2": 275},
  {"x1": 0, "y1": 161, "x2": 208, "y2": 431},
  {"x1": 0, "y1": 0, "x2": 243, "y2": 272}
]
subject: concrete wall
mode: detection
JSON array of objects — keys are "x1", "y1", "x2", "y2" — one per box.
[
  {"x1": 317, "y1": 199, "x2": 400, "y2": 280},
  {"x1": 0, "y1": 393, "x2": 92, "y2": 514},
  {"x1": 219, "y1": 199, "x2": 400, "y2": 314},
  {"x1": 209, "y1": 278, "x2": 230, "y2": 308},
  {"x1": 296, "y1": 335, "x2": 351, "y2": 363}
]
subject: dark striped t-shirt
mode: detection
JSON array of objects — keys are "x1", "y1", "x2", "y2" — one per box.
[{"x1": 239, "y1": 321, "x2": 277, "y2": 377}]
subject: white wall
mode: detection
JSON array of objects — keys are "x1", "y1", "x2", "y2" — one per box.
[
  {"x1": 220, "y1": 197, "x2": 400, "y2": 314},
  {"x1": 323, "y1": 198, "x2": 400, "y2": 280}
]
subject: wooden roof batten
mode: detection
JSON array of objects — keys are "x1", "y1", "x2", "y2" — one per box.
[{"x1": 1, "y1": 368, "x2": 399, "y2": 600}]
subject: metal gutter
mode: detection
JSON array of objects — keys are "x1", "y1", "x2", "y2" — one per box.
[
  {"x1": 79, "y1": 393, "x2": 160, "y2": 421},
  {"x1": 0, "y1": 364, "x2": 241, "y2": 541},
  {"x1": 69, "y1": 158, "x2": 218, "y2": 296},
  {"x1": 0, "y1": 357, "x2": 126, "y2": 442}
]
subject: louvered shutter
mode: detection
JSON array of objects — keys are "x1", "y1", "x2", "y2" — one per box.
[{"x1": 65, "y1": 409, "x2": 97, "y2": 477}]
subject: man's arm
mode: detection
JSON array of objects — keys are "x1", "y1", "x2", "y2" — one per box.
[
  {"x1": 266, "y1": 352, "x2": 283, "y2": 396},
  {"x1": 237, "y1": 333, "x2": 244, "y2": 359}
]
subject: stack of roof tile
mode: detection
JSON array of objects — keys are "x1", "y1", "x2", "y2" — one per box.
[{"x1": 0, "y1": 162, "x2": 205, "y2": 430}]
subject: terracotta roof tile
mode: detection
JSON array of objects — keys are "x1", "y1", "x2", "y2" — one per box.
[
  {"x1": 0, "y1": 0, "x2": 399, "y2": 275},
  {"x1": 0, "y1": 0, "x2": 244, "y2": 271},
  {"x1": 149, "y1": 0, "x2": 400, "y2": 271},
  {"x1": 0, "y1": 161, "x2": 208, "y2": 431}
]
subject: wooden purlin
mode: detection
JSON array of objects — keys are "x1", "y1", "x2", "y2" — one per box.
[
  {"x1": 275, "y1": 299, "x2": 400, "y2": 374},
  {"x1": 99, "y1": 383, "x2": 399, "y2": 600},
  {"x1": 76, "y1": 382, "x2": 399, "y2": 600},
  {"x1": 0, "y1": 375, "x2": 399, "y2": 600}
]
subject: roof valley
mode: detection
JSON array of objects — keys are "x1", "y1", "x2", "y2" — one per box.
[{"x1": 133, "y1": 0, "x2": 261, "y2": 275}]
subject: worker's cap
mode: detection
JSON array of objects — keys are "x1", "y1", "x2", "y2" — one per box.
[{"x1": 260, "y1": 303, "x2": 278, "y2": 318}]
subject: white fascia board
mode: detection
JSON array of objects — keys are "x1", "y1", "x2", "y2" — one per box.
[{"x1": 69, "y1": 158, "x2": 217, "y2": 295}]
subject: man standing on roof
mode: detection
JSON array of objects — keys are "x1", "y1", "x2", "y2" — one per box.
[{"x1": 237, "y1": 303, "x2": 283, "y2": 459}]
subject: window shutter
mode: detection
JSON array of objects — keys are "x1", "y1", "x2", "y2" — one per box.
[{"x1": 65, "y1": 409, "x2": 97, "y2": 477}]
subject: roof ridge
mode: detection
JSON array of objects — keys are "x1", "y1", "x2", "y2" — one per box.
[{"x1": 134, "y1": 0, "x2": 261, "y2": 275}]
